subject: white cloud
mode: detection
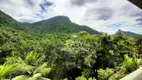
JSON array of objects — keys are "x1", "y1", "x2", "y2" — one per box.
[{"x1": 0, "y1": 0, "x2": 142, "y2": 34}]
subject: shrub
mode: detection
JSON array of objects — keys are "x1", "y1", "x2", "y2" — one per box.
[
  {"x1": 98, "y1": 68, "x2": 114, "y2": 80},
  {"x1": 121, "y1": 55, "x2": 139, "y2": 73},
  {"x1": 75, "y1": 76, "x2": 86, "y2": 80},
  {"x1": 108, "y1": 71, "x2": 127, "y2": 80},
  {"x1": 75, "y1": 76, "x2": 96, "y2": 80}
]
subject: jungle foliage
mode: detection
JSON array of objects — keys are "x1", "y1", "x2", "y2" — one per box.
[
  {"x1": 0, "y1": 10, "x2": 142, "y2": 80},
  {"x1": 0, "y1": 25, "x2": 142, "y2": 80}
]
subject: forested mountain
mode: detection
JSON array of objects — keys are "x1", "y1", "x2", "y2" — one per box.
[
  {"x1": 0, "y1": 10, "x2": 19, "y2": 26},
  {"x1": 32, "y1": 16, "x2": 100, "y2": 34},
  {"x1": 0, "y1": 10, "x2": 100, "y2": 35},
  {"x1": 116, "y1": 29, "x2": 141, "y2": 38}
]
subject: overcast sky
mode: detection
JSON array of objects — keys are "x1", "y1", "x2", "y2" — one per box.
[{"x1": 0, "y1": 0, "x2": 142, "y2": 34}]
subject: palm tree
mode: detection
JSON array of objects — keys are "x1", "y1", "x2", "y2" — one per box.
[{"x1": 0, "y1": 51, "x2": 51, "y2": 80}]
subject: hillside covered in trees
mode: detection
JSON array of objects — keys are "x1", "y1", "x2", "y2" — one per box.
[{"x1": 0, "y1": 10, "x2": 142, "y2": 80}]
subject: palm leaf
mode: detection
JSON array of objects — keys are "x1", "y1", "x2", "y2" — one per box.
[
  {"x1": 0, "y1": 63, "x2": 20, "y2": 78},
  {"x1": 34, "y1": 63, "x2": 51, "y2": 76},
  {"x1": 11, "y1": 75, "x2": 28, "y2": 80}
]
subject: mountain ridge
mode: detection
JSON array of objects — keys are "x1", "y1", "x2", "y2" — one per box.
[
  {"x1": 115, "y1": 29, "x2": 141, "y2": 38},
  {"x1": 0, "y1": 10, "x2": 19, "y2": 26},
  {"x1": 0, "y1": 10, "x2": 141, "y2": 37},
  {"x1": 32, "y1": 15, "x2": 100, "y2": 34},
  {"x1": 0, "y1": 10, "x2": 100, "y2": 35}
]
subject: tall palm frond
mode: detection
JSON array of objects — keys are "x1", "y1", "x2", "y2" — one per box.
[
  {"x1": 11, "y1": 75, "x2": 28, "y2": 80},
  {"x1": 12, "y1": 74, "x2": 51, "y2": 80},
  {"x1": 34, "y1": 63, "x2": 51, "y2": 76},
  {"x1": 25, "y1": 51, "x2": 45, "y2": 66},
  {"x1": 0, "y1": 62, "x2": 20, "y2": 79},
  {"x1": 0, "y1": 51, "x2": 51, "y2": 79}
]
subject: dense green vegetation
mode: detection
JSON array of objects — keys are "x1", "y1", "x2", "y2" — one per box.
[
  {"x1": 0, "y1": 10, "x2": 142, "y2": 80},
  {"x1": 0, "y1": 25, "x2": 142, "y2": 80}
]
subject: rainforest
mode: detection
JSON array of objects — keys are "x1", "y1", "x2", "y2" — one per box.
[{"x1": 0, "y1": 2, "x2": 142, "y2": 80}]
